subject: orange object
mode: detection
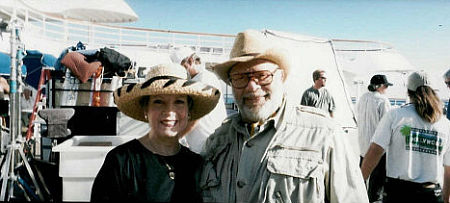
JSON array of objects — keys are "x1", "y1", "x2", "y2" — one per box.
[
  {"x1": 26, "y1": 69, "x2": 52, "y2": 141},
  {"x1": 91, "y1": 66, "x2": 103, "y2": 107}
]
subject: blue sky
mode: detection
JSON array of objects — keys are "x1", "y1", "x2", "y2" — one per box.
[{"x1": 123, "y1": 0, "x2": 450, "y2": 73}]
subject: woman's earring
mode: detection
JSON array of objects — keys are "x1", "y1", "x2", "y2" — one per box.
[{"x1": 144, "y1": 114, "x2": 148, "y2": 121}]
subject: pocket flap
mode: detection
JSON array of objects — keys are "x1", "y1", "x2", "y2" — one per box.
[{"x1": 267, "y1": 145, "x2": 323, "y2": 179}]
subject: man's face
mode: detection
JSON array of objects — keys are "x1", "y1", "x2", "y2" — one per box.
[
  {"x1": 181, "y1": 56, "x2": 193, "y2": 70},
  {"x1": 379, "y1": 84, "x2": 388, "y2": 94},
  {"x1": 229, "y1": 59, "x2": 284, "y2": 123},
  {"x1": 181, "y1": 55, "x2": 200, "y2": 77},
  {"x1": 315, "y1": 72, "x2": 327, "y2": 88}
]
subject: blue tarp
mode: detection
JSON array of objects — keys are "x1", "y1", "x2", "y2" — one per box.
[
  {"x1": 0, "y1": 52, "x2": 27, "y2": 76},
  {"x1": 23, "y1": 50, "x2": 57, "y2": 89},
  {"x1": 0, "y1": 50, "x2": 57, "y2": 89}
]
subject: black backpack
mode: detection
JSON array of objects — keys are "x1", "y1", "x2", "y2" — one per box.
[{"x1": 96, "y1": 47, "x2": 131, "y2": 77}]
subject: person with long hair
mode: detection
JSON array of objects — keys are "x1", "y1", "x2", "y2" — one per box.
[{"x1": 361, "y1": 71, "x2": 450, "y2": 203}]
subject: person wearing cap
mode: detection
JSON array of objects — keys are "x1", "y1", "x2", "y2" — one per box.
[
  {"x1": 301, "y1": 69, "x2": 336, "y2": 117},
  {"x1": 90, "y1": 63, "x2": 220, "y2": 202},
  {"x1": 200, "y1": 29, "x2": 368, "y2": 203},
  {"x1": 444, "y1": 69, "x2": 450, "y2": 120},
  {"x1": 170, "y1": 46, "x2": 227, "y2": 154},
  {"x1": 356, "y1": 74, "x2": 393, "y2": 202},
  {"x1": 361, "y1": 71, "x2": 450, "y2": 203}
]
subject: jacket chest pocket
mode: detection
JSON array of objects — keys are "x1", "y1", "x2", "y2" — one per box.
[{"x1": 266, "y1": 145, "x2": 325, "y2": 202}]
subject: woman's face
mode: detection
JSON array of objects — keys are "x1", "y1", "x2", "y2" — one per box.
[{"x1": 146, "y1": 94, "x2": 189, "y2": 139}]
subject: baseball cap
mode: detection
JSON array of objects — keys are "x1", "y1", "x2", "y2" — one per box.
[
  {"x1": 370, "y1": 74, "x2": 393, "y2": 86},
  {"x1": 170, "y1": 46, "x2": 196, "y2": 64},
  {"x1": 407, "y1": 71, "x2": 431, "y2": 91}
]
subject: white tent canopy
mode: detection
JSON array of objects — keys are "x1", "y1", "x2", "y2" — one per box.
[
  {"x1": 264, "y1": 30, "x2": 357, "y2": 129},
  {"x1": 336, "y1": 49, "x2": 415, "y2": 74},
  {"x1": 334, "y1": 43, "x2": 448, "y2": 101},
  {"x1": 0, "y1": 0, "x2": 138, "y2": 23}
]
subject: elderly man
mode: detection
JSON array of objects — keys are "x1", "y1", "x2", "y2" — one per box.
[
  {"x1": 445, "y1": 69, "x2": 450, "y2": 120},
  {"x1": 170, "y1": 46, "x2": 227, "y2": 153},
  {"x1": 301, "y1": 69, "x2": 336, "y2": 117},
  {"x1": 200, "y1": 30, "x2": 368, "y2": 203}
]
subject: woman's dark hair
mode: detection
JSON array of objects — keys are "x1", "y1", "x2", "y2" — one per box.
[
  {"x1": 139, "y1": 96, "x2": 150, "y2": 109},
  {"x1": 367, "y1": 84, "x2": 380, "y2": 92},
  {"x1": 408, "y1": 86, "x2": 443, "y2": 123},
  {"x1": 187, "y1": 96, "x2": 193, "y2": 110}
]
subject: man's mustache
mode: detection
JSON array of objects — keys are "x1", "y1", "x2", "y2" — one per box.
[{"x1": 243, "y1": 92, "x2": 268, "y2": 98}]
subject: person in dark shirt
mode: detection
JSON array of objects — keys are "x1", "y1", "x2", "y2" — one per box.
[
  {"x1": 444, "y1": 69, "x2": 450, "y2": 120},
  {"x1": 300, "y1": 69, "x2": 336, "y2": 117},
  {"x1": 90, "y1": 63, "x2": 220, "y2": 202}
]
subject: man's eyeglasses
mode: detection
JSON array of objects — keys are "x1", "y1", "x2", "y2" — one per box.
[
  {"x1": 229, "y1": 69, "x2": 280, "y2": 89},
  {"x1": 445, "y1": 81, "x2": 450, "y2": 86}
]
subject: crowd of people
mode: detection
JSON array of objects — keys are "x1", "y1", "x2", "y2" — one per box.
[
  {"x1": 361, "y1": 71, "x2": 450, "y2": 203},
  {"x1": 88, "y1": 29, "x2": 450, "y2": 202}
]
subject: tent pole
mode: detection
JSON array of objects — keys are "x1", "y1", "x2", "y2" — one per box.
[
  {"x1": 6, "y1": 12, "x2": 19, "y2": 201},
  {"x1": 0, "y1": 11, "x2": 43, "y2": 201}
]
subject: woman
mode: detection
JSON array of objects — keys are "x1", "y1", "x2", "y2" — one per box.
[
  {"x1": 90, "y1": 63, "x2": 220, "y2": 202},
  {"x1": 361, "y1": 71, "x2": 450, "y2": 203}
]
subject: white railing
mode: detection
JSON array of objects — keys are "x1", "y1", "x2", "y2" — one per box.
[
  {"x1": 331, "y1": 38, "x2": 394, "y2": 52},
  {"x1": 1, "y1": 6, "x2": 235, "y2": 58},
  {"x1": 3, "y1": 5, "x2": 405, "y2": 61}
]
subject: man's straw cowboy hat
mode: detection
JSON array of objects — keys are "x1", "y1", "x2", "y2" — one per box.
[{"x1": 214, "y1": 29, "x2": 291, "y2": 85}]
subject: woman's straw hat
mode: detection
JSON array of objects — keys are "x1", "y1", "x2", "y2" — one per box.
[
  {"x1": 213, "y1": 29, "x2": 291, "y2": 85},
  {"x1": 114, "y1": 63, "x2": 220, "y2": 122}
]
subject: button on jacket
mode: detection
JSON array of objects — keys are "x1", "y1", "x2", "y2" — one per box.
[{"x1": 200, "y1": 100, "x2": 368, "y2": 203}]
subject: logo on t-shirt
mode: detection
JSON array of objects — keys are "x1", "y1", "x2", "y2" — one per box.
[{"x1": 400, "y1": 125, "x2": 443, "y2": 155}]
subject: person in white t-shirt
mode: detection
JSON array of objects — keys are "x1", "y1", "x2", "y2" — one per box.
[
  {"x1": 356, "y1": 74, "x2": 392, "y2": 202},
  {"x1": 361, "y1": 71, "x2": 450, "y2": 203},
  {"x1": 170, "y1": 47, "x2": 227, "y2": 153}
]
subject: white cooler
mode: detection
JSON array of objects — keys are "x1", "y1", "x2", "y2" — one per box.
[{"x1": 52, "y1": 135, "x2": 137, "y2": 202}]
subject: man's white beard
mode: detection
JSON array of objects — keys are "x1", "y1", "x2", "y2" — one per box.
[{"x1": 235, "y1": 89, "x2": 284, "y2": 123}]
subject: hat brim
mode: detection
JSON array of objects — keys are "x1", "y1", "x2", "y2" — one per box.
[
  {"x1": 114, "y1": 79, "x2": 220, "y2": 122},
  {"x1": 385, "y1": 82, "x2": 393, "y2": 86},
  {"x1": 214, "y1": 47, "x2": 291, "y2": 85}
]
